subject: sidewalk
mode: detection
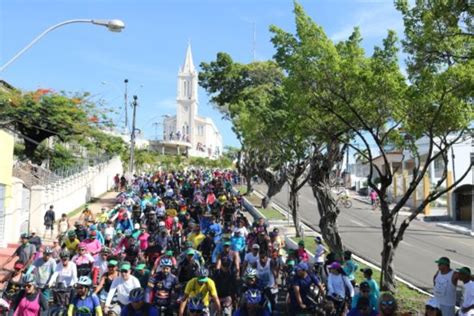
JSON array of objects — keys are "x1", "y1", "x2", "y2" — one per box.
[
  {"x1": 350, "y1": 191, "x2": 474, "y2": 237},
  {"x1": 0, "y1": 191, "x2": 118, "y2": 270}
]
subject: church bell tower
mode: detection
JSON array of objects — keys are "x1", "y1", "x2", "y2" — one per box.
[{"x1": 176, "y1": 43, "x2": 198, "y2": 147}]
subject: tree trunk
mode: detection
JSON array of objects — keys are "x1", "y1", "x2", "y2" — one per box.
[
  {"x1": 380, "y1": 202, "x2": 397, "y2": 292},
  {"x1": 289, "y1": 181, "x2": 302, "y2": 237},
  {"x1": 245, "y1": 175, "x2": 253, "y2": 196},
  {"x1": 23, "y1": 136, "x2": 39, "y2": 161},
  {"x1": 260, "y1": 170, "x2": 287, "y2": 209},
  {"x1": 312, "y1": 185, "x2": 344, "y2": 254}
]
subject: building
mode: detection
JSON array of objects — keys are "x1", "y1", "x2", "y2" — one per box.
[
  {"x1": 347, "y1": 135, "x2": 473, "y2": 224},
  {"x1": 156, "y1": 44, "x2": 223, "y2": 158}
]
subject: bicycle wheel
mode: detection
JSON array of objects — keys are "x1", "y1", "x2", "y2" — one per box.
[{"x1": 344, "y1": 200, "x2": 352, "y2": 208}]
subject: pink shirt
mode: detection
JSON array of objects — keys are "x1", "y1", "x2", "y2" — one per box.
[
  {"x1": 138, "y1": 232, "x2": 149, "y2": 250},
  {"x1": 297, "y1": 248, "x2": 309, "y2": 262},
  {"x1": 14, "y1": 292, "x2": 40, "y2": 316},
  {"x1": 84, "y1": 239, "x2": 102, "y2": 255}
]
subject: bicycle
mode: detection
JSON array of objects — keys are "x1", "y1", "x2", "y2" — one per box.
[{"x1": 336, "y1": 192, "x2": 352, "y2": 209}]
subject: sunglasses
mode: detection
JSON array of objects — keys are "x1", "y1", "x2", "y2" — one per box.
[
  {"x1": 61, "y1": 257, "x2": 69, "y2": 260},
  {"x1": 381, "y1": 300, "x2": 394, "y2": 306},
  {"x1": 120, "y1": 270, "x2": 129, "y2": 273},
  {"x1": 77, "y1": 286, "x2": 86, "y2": 290},
  {"x1": 24, "y1": 284, "x2": 34, "y2": 288},
  {"x1": 108, "y1": 265, "x2": 116, "y2": 268},
  {"x1": 79, "y1": 249, "x2": 85, "y2": 251}
]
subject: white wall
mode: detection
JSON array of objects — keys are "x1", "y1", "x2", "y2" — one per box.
[{"x1": 26, "y1": 157, "x2": 123, "y2": 238}]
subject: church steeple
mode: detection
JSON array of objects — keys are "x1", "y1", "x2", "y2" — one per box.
[{"x1": 181, "y1": 43, "x2": 195, "y2": 73}]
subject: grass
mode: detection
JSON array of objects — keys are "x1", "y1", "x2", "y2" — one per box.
[
  {"x1": 289, "y1": 237, "x2": 428, "y2": 313},
  {"x1": 258, "y1": 207, "x2": 286, "y2": 220}
]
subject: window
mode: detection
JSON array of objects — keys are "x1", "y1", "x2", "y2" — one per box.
[{"x1": 198, "y1": 125, "x2": 204, "y2": 136}]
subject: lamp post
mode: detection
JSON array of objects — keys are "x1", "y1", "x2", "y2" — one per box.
[
  {"x1": 129, "y1": 95, "x2": 138, "y2": 173},
  {"x1": 0, "y1": 19, "x2": 125, "y2": 72}
]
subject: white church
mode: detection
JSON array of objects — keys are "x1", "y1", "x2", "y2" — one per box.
[{"x1": 159, "y1": 44, "x2": 223, "y2": 158}]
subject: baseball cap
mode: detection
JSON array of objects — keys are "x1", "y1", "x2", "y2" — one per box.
[
  {"x1": 298, "y1": 240, "x2": 305, "y2": 246},
  {"x1": 120, "y1": 262, "x2": 131, "y2": 271},
  {"x1": 20, "y1": 233, "x2": 29, "y2": 239},
  {"x1": 186, "y1": 248, "x2": 195, "y2": 256},
  {"x1": 314, "y1": 236, "x2": 322, "y2": 243},
  {"x1": 134, "y1": 263, "x2": 147, "y2": 271},
  {"x1": 223, "y1": 241, "x2": 231, "y2": 246},
  {"x1": 328, "y1": 262, "x2": 342, "y2": 270},
  {"x1": 295, "y1": 262, "x2": 309, "y2": 271},
  {"x1": 108, "y1": 260, "x2": 118, "y2": 267},
  {"x1": 252, "y1": 244, "x2": 260, "y2": 250},
  {"x1": 165, "y1": 250, "x2": 173, "y2": 256},
  {"x1": 435, "y1": 257, "x2": 450, "y2": 265},
  {"x1": 426, "y1": 298, "x2": 440, "y2": 309},
  {"x1": 457, "y1": 267, "x2": 471, "y2": 275},
  {"x1": 361, "y1": 268, "x2": 373, "y2": 276},
  {"x1": 359, "y1": 281, "x2": 370, "y2": 290}
]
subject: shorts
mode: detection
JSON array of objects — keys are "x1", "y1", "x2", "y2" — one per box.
[{"x1": 45, "y1": 225, "x2": 53, "y2": 230}]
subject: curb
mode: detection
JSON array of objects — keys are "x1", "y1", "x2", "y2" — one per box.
[
  {"x1": 246, "y1": 188, "x2": 433, "y2": 298},
  {"x1": 436, "y1": 223, "x2": 474, "y2": 237}
]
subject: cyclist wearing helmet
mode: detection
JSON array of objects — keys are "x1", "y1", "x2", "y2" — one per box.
[
  {"x1": 49, "y1": 250, "x2": 78, "y2": 288},
  {"x1": 29, "y1": 246, "x2": 56, "y2": 300},
  {"x1": 11, "y1": 274, "x2": 49, "y2": 316},
  {"x1": 120, "y1": 287, "x2": 158, "y2": 316},
  {"x1": 68, "y1": 276, "x2": 102, "y2": 316},
  {"x1": 235, "y1": 268, "x2": 270, "y2": 316},
  {"x1": 179, "y1": 267, "x2": 221, "y2": 316},
  {"x1": 146, "y1": 258, "x2": 178, "y2": 308}
]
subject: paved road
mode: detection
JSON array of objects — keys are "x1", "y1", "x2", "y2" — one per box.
[{"x1": 255, "y1": 184, "x2": 474, "y2": 291}]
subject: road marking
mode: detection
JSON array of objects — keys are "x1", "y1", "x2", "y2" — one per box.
[{"x1": 350, "y1": 219, "x2": 364, "y2": 226}]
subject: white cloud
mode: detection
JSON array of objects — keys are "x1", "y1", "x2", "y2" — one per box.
[{"x1": 330, "y1": 4, "x2": 403, "y2": 42}]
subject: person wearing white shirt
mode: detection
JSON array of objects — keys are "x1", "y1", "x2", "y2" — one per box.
[
  {"x1": 104, "y1": 262, "x2": 141, "y2": 312},
  {"x1": 313, "y1": 236, "x2": 326, "y2": 282},
  {"x1": 48, "y1": 251, "x2": 77, "y2": 288},
  {"x1": 327, "y1": 262, "x2": 354, "y2": 300},
  {"x1": 458, "y1": 267, "x2": 474, "y2": 316},
  {"x1": 433, "y1": 257, "x2": 457, "y2": 316}
]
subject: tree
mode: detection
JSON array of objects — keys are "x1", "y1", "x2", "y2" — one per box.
[
  {"x1": 200, "y1": 55, "x2": 289, "y2": 205},
  {"x1": 270, "y1": 3, "x2": 353, "y2": 252},
  {"x1": 0, "y1": 89, "x2": 100, "y2": 159},
  {"x1": 272, "y1": 1, "x2": 472, "y2": 292}
]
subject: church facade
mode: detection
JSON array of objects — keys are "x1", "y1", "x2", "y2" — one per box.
[{"x1": 160, "y1": 44, "x2": 223, "y2": 158}]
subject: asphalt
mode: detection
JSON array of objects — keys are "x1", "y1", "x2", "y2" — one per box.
[{"x1": 255, "y1": 183, "x2": 474, "y2": 291}]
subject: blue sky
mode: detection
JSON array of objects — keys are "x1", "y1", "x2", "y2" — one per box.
[{"x1": 0, "y1": 0, "x2": 405, "y2": 148}]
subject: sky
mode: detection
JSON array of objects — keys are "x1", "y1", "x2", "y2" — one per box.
[{"x1": 0, "y1": 0, "x2": 406, "y2": 149}]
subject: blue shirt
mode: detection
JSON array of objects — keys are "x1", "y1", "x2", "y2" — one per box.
[
  {"x1": 120, "y1": 304, "x2": 159, "y2": 316},
  {"x1": 289, "y1": 273, "x2": 320, "y2": 306},
  {"x1": 343, "y1": 260, "x2": 359, "y2": 281},
  {"x1": 351, "y1": 293, "x2": 378, "y2": 311},
  {"x1": 71, "y1": 294, "x2": 100, "y2": 316}
]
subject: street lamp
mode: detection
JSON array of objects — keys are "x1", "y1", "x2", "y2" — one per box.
[{"x1": 0, "y1": 19, "x2": 125, "y2": 72}]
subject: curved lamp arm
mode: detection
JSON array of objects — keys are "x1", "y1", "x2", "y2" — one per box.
[{"x1": 0, "y1": 19, "x2": 124, "y2": 72}]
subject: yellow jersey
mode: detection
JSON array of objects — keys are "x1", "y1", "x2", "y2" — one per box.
[{"x1": 184, "y1": 277, "x2": 218, "y2": 306}]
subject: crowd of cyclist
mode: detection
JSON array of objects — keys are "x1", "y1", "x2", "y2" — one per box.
[{"x1": 0, "y1": 169, "x2": 472, "y2": 316}]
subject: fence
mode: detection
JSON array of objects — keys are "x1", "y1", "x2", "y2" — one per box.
[{"x1": 2, "y1": 156, "x2": 122, "y2": 246}]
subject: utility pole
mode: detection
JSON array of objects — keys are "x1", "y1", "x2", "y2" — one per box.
[
  {"x1": 124, "y1": 79, "x2": 129, "y2": 133},
  {"x1": 129, "y1": 95, "x2": 138, "y2": 173}
]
